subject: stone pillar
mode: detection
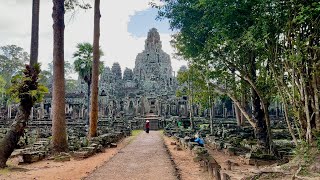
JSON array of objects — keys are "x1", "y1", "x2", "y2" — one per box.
[
  {"x1": 40, "y1": 102, "x2": 44, "y2": 119},
  {"x1": 7, "y1": 105, "x2": 11, "y2": 119},
  {"x1": 49, "y1": 107, "x2": 52, "y2": 119},
  {"x1": 30, "y1": 107, "x2": 34, "y2": 120},
  {"x1": 232, "y1": 103, "x2": 235, "y2": 118}
]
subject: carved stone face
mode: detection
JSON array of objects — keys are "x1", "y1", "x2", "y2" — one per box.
[{"x1": 150, "y1": 75, "x2": 156, "y2": 81}]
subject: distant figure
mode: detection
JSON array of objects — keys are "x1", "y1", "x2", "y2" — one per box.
[
  {"x1": 145, "y1": 120, "x2": 150, "y2": 133},
  {"x1": 194, "y1": 133, "x2": 204, "y2": 147}
]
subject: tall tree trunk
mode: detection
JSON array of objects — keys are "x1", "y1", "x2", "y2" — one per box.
[
  {"x1": 282, "y1": 99, "x2": 298, "y2": 146},
  {"x1": 252, "y1": 89, "x2": 269, "y2": 152},
  {"x1": 87, "y1": 81, "x2": 91, "y2": 126},
  {"x1": 312, "y1": 71, "x2": 320, "y2": 130},
  {"x1": 30, "y1": 0, "x2": 40, "y2": 66},
  {"x1": 52, "y1": 0, "x2": 68, "y2": 153},
  {"x1": 0, "y1": 66, "x2": 39, "y2": 168},
  {"x1": 188, "y1": 66, "x2": 194, "y2": 129},
  {"x1": 0, "y1": 98, "x2": 32, "y2": 168},
  {"x1": 240, "y1": 93, "x2": 246, "y2": 125},
  {"x1": 249, "y1": 53, "x2": 270, "y2": 153},
  {"x1": 235, "y1": 104, "x2": 241, "y2": 126},
  {"x1": 89, "y1": 0, "x2": 101, "y2": 138},
  {"x1": 210, "y1": 102, "x2": 214, "y2": 135},
  {"x1": 301, "y1": 75, "x2": 312, "y2": 143}
]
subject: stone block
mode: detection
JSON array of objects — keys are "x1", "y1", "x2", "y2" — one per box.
[
  {"x1": 208, "y1": 161, "x2": 221, "y2": 180},
  {"x1": 110, "y1": 143, "x2": 117, "y2": 148},
  {"x1": 192, "y1": 146, "x2": 208, "y2": 156},
  {"x1": 72, "y1": 151, "x2": 91, "y2": 159},
  {"x1": 22, "y1": 151, "x2": 46, "y2": 163},
  {"x1": 221, "y1": 173, "x2": 231, "y2": 180},
  {"x1": 54, "y1": 154, "x2": 71, "y2": 162},
  {"x1": 188, "y1": 142, "x2": 198, "y2": 150},
  {"x1": 224, "y1": 147, "x2": 236, "y2": 156},
  {"x1": 170, "y1": 141, "x2": 176, "y2": 145}
]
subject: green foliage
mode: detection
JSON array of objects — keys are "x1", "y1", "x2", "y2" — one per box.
[
  {"x1": 65, "y1": 79, "x2": 78, "y2": 93},
  {"x1": 314, "y1": 131, "x2": 320, "y2": 151},
  {"x1": 0, "y1": 45, "x2": 30, "y2": 104},
  {"x1": 64, "y1": 0, "x2": 92, "y2": 11},
  {"x1": 132, "y1": 130, "x2": 143, "y2": 137},
  {"x1": 73, "y1": 42, "x2": 104, "y2": 84},
  {"x1": 0, "y1": 76, "x2": 5, "y2": 106},
  {"x1": 158, "y1": 0, "x2": 320, "y2": 144},
  {"x1": 0, "y1": 76, "x2": 5, "y2": 94},
  {"x1": 7, "y1": 64, "x2": 48, "y2": 105},
  {"x1": 176, "y1": 64, "x2": 219, "y2": 109},
  {"x1": 293, "y1": 140, "x2": 312, "y2": 164}
]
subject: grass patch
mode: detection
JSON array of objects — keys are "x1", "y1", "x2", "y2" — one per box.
[
  {"x1": 159, "y1": 129, "x2": 164, "y2": 135},
  {"x1": 132, "y1": 130, "x2": 143, "y2": 137},
  {"x1": 0, "y1": 167, "x2": 10, "y2": 175},
  {"x1": 128, "y1": 130, "x2": 143, "y2": 144}
]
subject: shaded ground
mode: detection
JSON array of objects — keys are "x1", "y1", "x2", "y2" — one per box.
[{"x1": 85, "y1": 131, "x2": 178, "y2": 180}]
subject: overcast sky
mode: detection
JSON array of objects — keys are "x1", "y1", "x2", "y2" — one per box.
[{"x1": 0, "y1": 0, "x2": 187, "y2": 77}]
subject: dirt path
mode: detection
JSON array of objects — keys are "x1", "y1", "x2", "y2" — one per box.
[
  {"x1": 0, "y1": 135, "x2": 133, "y2": 180},
  {"x1": 163, "y1": 136, "x2": 208, "y2": 180},
  {"x1": 85, "y1": 131, "x2": 178, "y2": 180}
]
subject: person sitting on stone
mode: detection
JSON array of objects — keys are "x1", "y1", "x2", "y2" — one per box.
[{"x1": 194, "y1": 133, "x2": 204, "y2": 147}]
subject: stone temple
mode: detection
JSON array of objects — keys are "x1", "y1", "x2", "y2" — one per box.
[
  {"x1": 4, "y1": 28, "x2": 229, "y2": 131},
  {"x1": 97, "y1": 28, "x2": 178, "y2": 122}
]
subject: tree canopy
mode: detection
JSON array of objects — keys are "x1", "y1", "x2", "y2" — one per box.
[
  {"x1": 157, "y1": 0, "x2": 320, "y2": 149},
  {"x1": 73, "y1": 42, "x2": 104, "y2": 84}
]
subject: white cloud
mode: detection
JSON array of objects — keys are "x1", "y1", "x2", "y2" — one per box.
[{"x1": 0, "y1": 0, "x2": 186, "y2": 77}]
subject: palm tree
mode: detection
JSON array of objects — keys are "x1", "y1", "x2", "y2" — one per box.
[
  {"x1": 52, "y1": 0, "x2": 68, "y2": 153},
  {"x1": 30, "y1": 0, "x2": 40, "y2": 67},
  {"x1": 73, "y1": 43, "x2": 103, "y2": 129},
  {"x1": 89, "y1": 0, "x2": 101, "y2": 137}
]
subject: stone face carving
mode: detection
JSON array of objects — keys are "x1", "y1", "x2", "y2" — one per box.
[
  {"x1": 133, "y1": 28, "x2": 175, "y2": 96},
  {"x1": 123, "y1": 68, "x2": 133, "y2": 81},
  {"x1": 111, "y1": 62, "x2": 122, "y2": 80}
]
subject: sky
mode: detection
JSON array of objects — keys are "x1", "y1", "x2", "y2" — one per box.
[{"x1": 0, "y1": 0, "x2": 187, "y2": 78}]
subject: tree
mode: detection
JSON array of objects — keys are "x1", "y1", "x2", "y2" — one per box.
[
  {"x1": 0, "y1": 45, "x2": 29, "y2": 105},
  {"x1": 73, "y1": 43, "x2": 103, "y2": 128},
  {"x1": 65, "y1": 79, "x2": 78, "y2": 93},
  {"x1": 157, "y1": 0, "x2": 277, "y2": 154},
  {"x1": 89, "y1": 0, "x2": 101, "y2": 138},
  {"x1": 157, "y1": 0, "x2": 320, "y2": 150},
  {"x1": 64, "y1": 0, "x2": 91, "y2": 11},
  {"x1": 52, "y1": 0, "x2": 68, "y2": 153},
  {"x1": 0, "y1": 64, "x2": 47, "y2": 168},
  {"x1": 30, "y1": 0, "x2": 40, "y2": 67},
  {"x1": 266, "y1": 0, "x2": 320, "y2": 144},
  {"x1": 0, "y1": 76, "x2": 5, "y2": 106},
  {"x1": 176, "y1": 64, "x2": 217, "y2": 133},
  {"x1": 0, "y1": 45, "x2": 29, "y2": 83}
]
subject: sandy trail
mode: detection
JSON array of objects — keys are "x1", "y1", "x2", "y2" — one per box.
[{"x1": 85, "y1": 131, "x2": 177, "y2": 180}]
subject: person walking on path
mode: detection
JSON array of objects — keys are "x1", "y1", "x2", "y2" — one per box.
[{"x1": 145, "y1": 120, "x2": 150, "y2": 133}]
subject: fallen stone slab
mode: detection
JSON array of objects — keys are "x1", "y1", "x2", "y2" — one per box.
[
  {"x1": 21, "y1": 151, "x2": 46, "y2": 163},
  {"x1": 110, "y1": 143, "x2": 117, "y2": 148}
]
